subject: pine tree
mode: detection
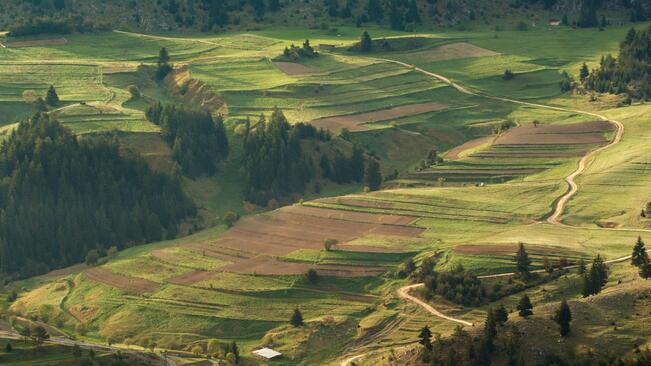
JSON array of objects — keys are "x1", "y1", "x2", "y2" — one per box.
[
  {"x1": 360, "y1": 31, "x2": 373, "y2": 53},
  {"x1": 365, "y1": 159, "x2": 382, "y2": 191},
  {"x1": 290, "y1": 307, "x2": 304, "y2": 327},
  {"x1": 579, "y1": 63, "x2": 590, "y2": 82},
  {"x1": 45, "y1": 85, "x2": 59, "y2": 106},
  {"x1": 517, "y1": 295, "x2": 533, "y2": 317},
  {"x1": 632, "y1": 236, "x2": 649, "y2": 267},
  {"x1": 5, "y1": 342, "x2": 12, "y2": 352},
  {"x1": 494, "y1": 304, "x2": 508, "y2": 325},
  {"x1": 577, "y1": 258, "x2": 587, "y2": 275},
  {"x1": 554, "y1": 299, "x2": 572, "y2": 336},
  {"x1": 515, "y1": 243, "x2": 531, "y2": 279},
  {"x1": 484, "y1": 308, "x2": 497, "y2": 351},
  {"x1": 418, "y1": 325, "x2": 432, "y2": 350}
]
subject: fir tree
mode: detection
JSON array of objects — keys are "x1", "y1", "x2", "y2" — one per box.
[
  {"x1": 554, "y1": 299, "x2": 572, "y2": 336},
  {"x1": 577, "y1": 258, "x2": 587, "y2": 275},
  {"x1": 290, "y1": 307, "x2": 304, "y2": 327},
  {"x1": 515, "y1": 243, "x2": 531, "y2": 279},
  {"x1": 45, "y1": 85, "x2": 59, "y2": 106},
  {"x1": 580, "y1": 63, "x2": 590, "y2": 82},
  {"x1": 632, "y1": 236, "x2": 649, "y2": 267},
  {"x1": 517, "y1": 295, "x2": 533, "y2": 317},
  {"x1": 418, "y1": 325, "x2": 433, "y2": 350},
  {"x1": 494, "y1": 304, "x2": 508, "y2": 325},
  {"x1": 484, "y1": 308, "x2": 497, "y2": 351},
  {"x1": 360, "y1": 31, "x2": 373, "y2": 53},
  {"x1": 365, "y1": 158, "x2": 382, "y2": 191}
]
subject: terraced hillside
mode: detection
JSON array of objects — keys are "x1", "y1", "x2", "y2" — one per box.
[{"x1": 2, "y1": 19, "x2": 651, "y2": 366}]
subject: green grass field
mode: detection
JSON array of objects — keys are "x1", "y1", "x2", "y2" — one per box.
[{"x1": 2, "y1": 19, "x2": 651, "y2": 366}]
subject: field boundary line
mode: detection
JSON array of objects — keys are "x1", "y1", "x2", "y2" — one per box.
[{"x1": 377, "y1": 57, "x2": 624, "y2": 225}]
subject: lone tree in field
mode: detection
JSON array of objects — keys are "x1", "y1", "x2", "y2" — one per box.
[
  {"x1": 631, "y1": 237, "x2": 650, "y2": 279},
  {"x1": 365, "y1": 159, "x2": 382, "y2": 191},
  {"x1": 290, "y1": 307, "x2": 304, "y2": 327},
  {"x1": 582, "y1": 254, "x2": 608, "y2": 297},
  {"x1": 515, "y1": 243, "x2": 531, "y2": 279},
  {"x1": 324, "y1": 238, "x2": 338, "y2": 251},
  {"x1": 29, "y1": 324, "x2": 49, "y2": 343},
  {"x1": 632, "y1": 237, "x2": 649, "y2": 267},
  {"x1": 156, "y1": 47, "x2": 173, "y2": 80},
  {"x1": 360, "y1": 31, "x2": 373, "y2": 53},
  {"x1": 223, "y1": 211, "x2": 240, "y2": 228},
  {"x1": 517, "y1": 295, "x2": 533, "y2": 317},
  {"x1": 503, "y1": 69, "x2": 515, "y2": 80},
  {"x1": 5, "y1": 342, "x2": 12, "y2": 352},
  {"x1": 45, "y1": 85, "x2": 59, "y2": 106},
  {"x1": 305, "y1": 268, "x2": 319, "y2": 284},
  {"x1": 85, "y1": 249, "x2": 100, "y2": 266},
  {"x1": 418, "y1": 325, "x2": 432, "y2": 351},
  {"x1": 554, "y1": 299, "x2": 572, "y2": 337}
]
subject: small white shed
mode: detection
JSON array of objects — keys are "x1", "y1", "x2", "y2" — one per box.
[{"x1": 252, "y1": 347, "x2": 282, "y2": 360}]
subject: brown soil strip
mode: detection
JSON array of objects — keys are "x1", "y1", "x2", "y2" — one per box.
[
  {"x1": 406, "y1": 42, "x2": 499, "y2": 62},
  {"x1": 83, "y1": 267, "x2": 160, "y2": 295},
  {"x1": 166, "y1": 270, "x2": 216, "y2": 285},
  {"x1": 495, "y1": 121, "x2": 613, "y2": 146},
  {"x1": 35, "y1": 263, "x2": 88, "y2": 280},
  {"x1": 310, "y1": 102, "x2": 447, "y2": 132},
  {"x1": 318, "y1": 197, "x2": 394, "y2": 209},
  {"x1": 444, "y1": 136, "x2": 494, "y2": 160},
  {"x1": 221, "y1": 256, "x2": 386, "y2": 277},
  {"x1": 454, "y1": 244, "x2": 582, "y2": 257},
  {"x1": 273, "y1": 61, "x2": 316, "y2": 75},
  {"x1": 4, "y1": 38, "x2": 68, "y2": 48}
]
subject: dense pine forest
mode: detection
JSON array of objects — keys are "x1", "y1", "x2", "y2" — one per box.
[
  {"x1": 583, "y1": 23, "x2": 651, "y2": 100},
  {"x1": 1, "y1": 0, "x2": 649, "y2": 34},
  {"x1": 0, "y1": 114, "x2": 196, "y2": 278},
  {"x1": 145, "y1": 103, "x2": 229, "y2": 177}
]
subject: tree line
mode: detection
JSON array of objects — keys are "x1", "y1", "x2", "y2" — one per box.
[
  {"x1": 146, "y1": 103, "x2": 229, "y2": 178},
  {"x1": 8, "y1": 15, "x2": 109, "y2": 37},
  {"x1": 583, "y1": 24, "x2": 651, "y2": 100},
  {"x1": 0, "y1": 113, "x2": 196, "y2": 278},
  {"x1": 241, "y1": 107, "x2": 381, "y2": 206}
]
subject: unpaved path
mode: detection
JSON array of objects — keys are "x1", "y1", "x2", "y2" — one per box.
[
  {"x1": 378, "y1": 58, "x2": 624, "y2": 225},
  {"x1": 339, "y1": 58, "x2": 628, "y2": 365},
  {"x1": 397, "y1": 283, "x2": 474, "y2": 326}
]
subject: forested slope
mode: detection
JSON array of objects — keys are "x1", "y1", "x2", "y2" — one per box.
[{"x1": 0, "y1": 114, "x2": 196, "y2": 278}]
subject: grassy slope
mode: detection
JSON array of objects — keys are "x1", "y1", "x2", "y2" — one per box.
[{"x1": 2, "y1": 19, "x2": 651, "y2": 365}]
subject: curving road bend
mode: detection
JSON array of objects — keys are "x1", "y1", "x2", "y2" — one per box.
[{"x1": 339, "y1": 58, "x2": 630, "y2": 366}]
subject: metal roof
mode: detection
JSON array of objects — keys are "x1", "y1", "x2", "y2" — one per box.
[{"x1": 252, "y1": 347, "x2": 282, "y2": 359}]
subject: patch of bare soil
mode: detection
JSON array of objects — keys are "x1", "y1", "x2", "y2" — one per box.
[
  {"x1": 166, "y1": 270, "x2": 216, "y2": 285},
  {"x1": 310, "y1": 102, "x2": 447, "y2": 132},
  {"x1": 454, "y1": 244, "x2": 583, "y2": 257},
  {"x1": 407, "y1": 42, "x2": 499, "y2": 62},
  {"x1": 181, "y1": 205, "x2": 423, "y2": 277},
  {"x1": 444, "y1": 136, "x2": 495, "y2": 160},
  {"x1": 35, "y1": 263, "x2": 88, "y2": 280},
  {"x1": 3, "y1": 38, "x2": 68, "y2": 48},
  {"x1": 165, "y1": 65, "x2": 227, "y2": 114},
  {"x1": 495, "y1": 121, "x2": 613, "y2": 146},
  {"x1": 83, "y1": 267, "x2": 160, "y2": 295},
  {"x1": 273, "y1": 61, "x2": 316, "y2": 75}
]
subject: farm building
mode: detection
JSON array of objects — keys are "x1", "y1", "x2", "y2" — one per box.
[{"x1": 252, "y1": 347, "x2": 282, "y2": 360}]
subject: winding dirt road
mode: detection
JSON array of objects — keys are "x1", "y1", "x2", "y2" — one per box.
[{"x1": 339, "y1": 58, "x2": 629, "y2": 366}]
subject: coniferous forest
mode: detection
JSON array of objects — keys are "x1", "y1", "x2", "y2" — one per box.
[
  {"x1": 0, "y1": 114, "x2": 196, "y2": 277},
  {"x1": 146, "y1": 103, "x2": 229, "y2": 177},
  {"x1": 584, "y1": 24, "x2": 651, "y2": 100}
]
